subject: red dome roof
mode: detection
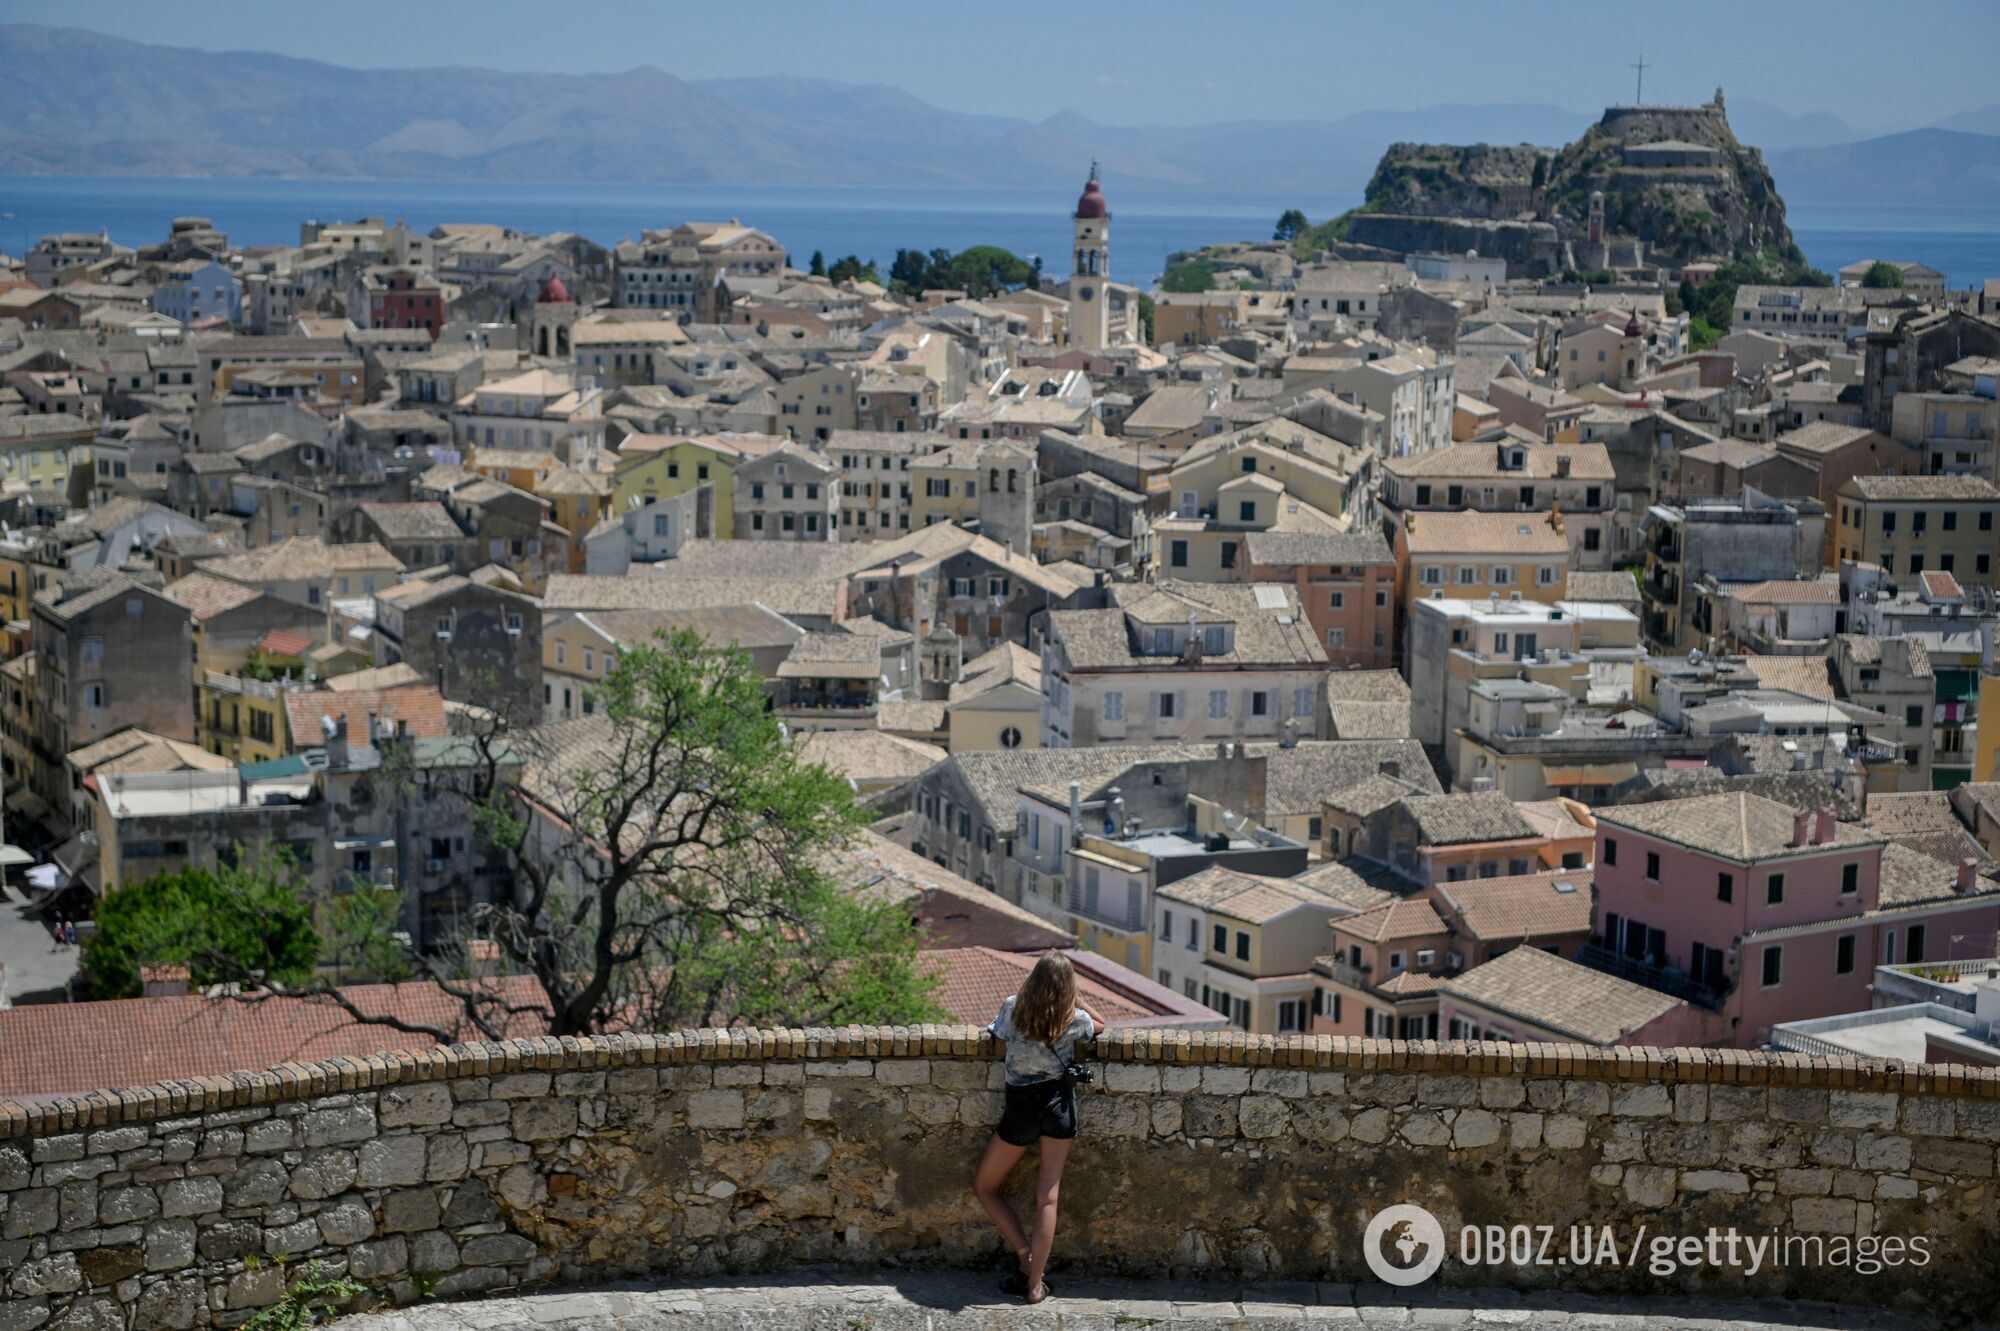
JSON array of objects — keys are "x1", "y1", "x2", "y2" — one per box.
[
  {"x1": 1623, "y1": 311, "x2": 1644, "y2": 337},
  {"x1": 1074, "y1": 174, "x2": 1108, "y2": 220},
  {"x1": 537, "y1": 275, "x2": 572, "y2": 304}
]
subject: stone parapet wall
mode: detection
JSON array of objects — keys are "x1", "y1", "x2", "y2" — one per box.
[{"x1": 2, "y1": 1029, "x2": 1997, "y2": 1327}]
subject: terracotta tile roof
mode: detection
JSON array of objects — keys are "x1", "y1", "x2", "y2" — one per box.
[
  {"x1": 793, "y1": 730, "x2": 946, "y2": 784},
  {"x1": 281, "y1": 684, "x2": 449, "y2": 749},
  {"x1": 1732, "y1": 578, "x2": 1840, "y2": 606},
  {"x1": 163, "y1": 571, "x2": 263, "y2": 621},
  {"x1": 1920, "y1": 570, "x2": 1963, "y2": 601},
  {"x1": 1333, "y1": 898, "x2": 1448, "y2": 943},
  {"x1": 256, "y1": 627, "x2": 317, "y2": 658},
  {"x1": 1399, "y1": 510, "x2": 1568, "y2": 556},
  {"x1": 1432, "y1": 869, "x2": 1594, "y2": 943},
  {"x1": 1740, "y1": 654, "x2": 1837, "y2": 700},
  {"x1": 1442, "y1": 947, "x2": 1683, "y2": 1045},
  {"x1": 1595, "y1": 792, "x2": 1882, "y2": 860},
  {"x1": 1865, "y1": 791, "x2": 1962, "y2": 838},
  {"x1": 920, "y1": 946, "x2": 1164, "y2": 1026},
  {"x1": 0, "y1": 978, "x2": 548, "y2": 1101}
]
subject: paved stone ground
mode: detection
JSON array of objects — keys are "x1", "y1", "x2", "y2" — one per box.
[
  {"x1": 0, "y1": 885, "x2": 78, "y2": 1005},
  {"x1": 337, "y1": 1268, "x2": 1966, "y2": 1330}
]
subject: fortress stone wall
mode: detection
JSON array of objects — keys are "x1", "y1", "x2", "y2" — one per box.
[{"x1": 3, "y1": 1029, "x2": 1998, "y2": 1326}]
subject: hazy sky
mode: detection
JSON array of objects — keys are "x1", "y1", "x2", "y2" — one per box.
[{"x1": 14, "y1": 0, "x2": 1998, "y2": 130}]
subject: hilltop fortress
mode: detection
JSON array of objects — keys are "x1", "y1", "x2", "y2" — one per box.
[{"x1": 1335, "y1": 90, "x2": 1794, "y2": 277}]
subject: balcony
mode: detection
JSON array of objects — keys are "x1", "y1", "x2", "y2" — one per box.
[{"x1": 1577, "y1": 942, "x2": 1729, "y2": 1010}]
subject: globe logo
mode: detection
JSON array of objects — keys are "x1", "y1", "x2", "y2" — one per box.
[{"x1": 1362, "y1": 1203, "x2": 1447, "y2": 1286}]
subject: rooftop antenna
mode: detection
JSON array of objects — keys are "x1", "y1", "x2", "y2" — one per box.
[{"x1": 1629, "y1": 54, "x2": 1649, "y2": 105}]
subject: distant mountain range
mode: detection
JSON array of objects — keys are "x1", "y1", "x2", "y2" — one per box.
[{"x1": 4, "y1": 24, "x2": 1999, "y2": 209}]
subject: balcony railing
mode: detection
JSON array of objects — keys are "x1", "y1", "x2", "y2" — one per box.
[{"x1": 1577, "y1": 942, "x2": 1729, "y2": 1010}]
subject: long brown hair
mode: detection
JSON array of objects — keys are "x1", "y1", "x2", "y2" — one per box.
[{"x1": 1012, "y1": 951, "x2": 1078, "y2": 1045}]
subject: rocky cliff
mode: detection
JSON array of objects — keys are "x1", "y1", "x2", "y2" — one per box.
[{"x1": 1339, "y1": 93, "x2": 1793, "y2": 269}]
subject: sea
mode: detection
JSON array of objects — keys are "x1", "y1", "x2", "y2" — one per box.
[{"x1": 2, "y1": 176, "x2": 1996, "y2": 291}]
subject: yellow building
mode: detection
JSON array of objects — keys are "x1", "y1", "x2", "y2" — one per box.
[
  {"x1": 197, "y1": 673, "x2": 299, "y2": 764},
  {"x1": 944, "y1": 642, "x2": 1043, "y2": 753},
  {"x1": 1833, "y1": 475, "x2": 2000, "y2": 589},
  {"x1": 608, "y1": 433, "x2": 781, "y2": 539},
  {"x1": 1976, "y1": 673, "x2": 2000, "y2": 782},
  {"x1": 909, "y1": 439, "x2": 1036, "y2": 531},
  {"x1": 0, "y1": 415, "x2": 92, "y2": 497},
  {"x1": 0, "y1": 539, "x2": 32, "y2": 658},
  {"x1": 1394, "y1": 509, "x2": 1570, "y2": 624}
]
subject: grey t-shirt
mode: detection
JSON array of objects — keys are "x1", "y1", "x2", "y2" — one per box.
[{"x1": 988, "y1": 995, "x2": 1094, "y2": 1087}]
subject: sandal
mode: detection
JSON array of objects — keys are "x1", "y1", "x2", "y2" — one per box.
[{"x1": 1024, "y1": 1279, "x2": 1053, "y2": 1304}]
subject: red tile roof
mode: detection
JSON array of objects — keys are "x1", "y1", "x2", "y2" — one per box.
[
  {"x1": 256, "y1": 626, "x2": 317, "y2": 658},
  {"x1": 921, "y1": 947, "x2": 1161, "y2": 1026},
  {"x1": 281, "y1": 684, "x2": 448, "y2": 749},
  {"x1": 0, "y1": 978, "x2": 547, "y2": 1101}
]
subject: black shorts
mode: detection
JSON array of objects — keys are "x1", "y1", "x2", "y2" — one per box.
[{"x1": 996, "y1": 1077, "x2": 1077, "y2": 1146}]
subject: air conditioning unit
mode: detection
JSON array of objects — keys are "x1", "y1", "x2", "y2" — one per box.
[
  {"x1": 435, "y1": 629, "x2": 452, "y2": 640},
  {"x1": 426, "y1": 859, "x2": 446, "y2": 874}
]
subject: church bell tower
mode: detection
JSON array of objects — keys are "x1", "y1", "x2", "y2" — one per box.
[{"x1": 1069, "y1": 164, "x2": 1111, "y2": 350}]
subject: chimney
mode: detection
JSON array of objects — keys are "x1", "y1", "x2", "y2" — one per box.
[
  {"x1": 1216, "y1": 741, "x2": 1232, "y2": 760},
  {"x1": 1281, "y1": 717, "x2": 1299, "y2": 749},
  {"x1": 1068, "y1": 780, "x2": 1083, "y2": 838},
  {"x1": 141, "y1": 964, "x2": 192, "y2": 998},
  {"x1": 1959, "y1": 858, "x2": 1981, "y2": 893},
  {"x1": 1555, "y1": 454, "x2": 1572, "y2": 478},
  {"x1": 1791, "y1": 808, "x2": 1811, "y2": 847},
  {"x1": 1814, "y1": 807, "x2": 1836, "y2": 845}
]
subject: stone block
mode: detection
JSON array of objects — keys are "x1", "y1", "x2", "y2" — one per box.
[
  {"x1": 1183, "y1": 1095, "x2": 1238, "y2": 1138},
  {"x1": 1769, "y1": 1088, "x2": 1829, "y2": 1124},
  {"x1": 1151, "y1": 1100, "x2": 1183, "y2": 1138},
  {"x1": 1829, "y1": 1091, "x2": 1897, "y2": 1130},
  {"x1": 303, "y1": 1103, "x2": 378, "y2": 1147},
  {"x1": 1611, "y1": 1084, "x2": 1671, "y2": 1119},
  {"x1": 713, "y1": 1064, "x2": 763, "y2": 1087},
  {"x1": 607, "y1": 1068, "x2": 659, "y2": 1095},
  {"x1": 512, "y1": 1098, "x2": 580, "y2": 1141},
  {"x1": 1682, "y1": 1169, "x2": 1749, "y2": 1194},
  {"x1": 427, "y1": 1135, "x2": 470, "y2": 1183},
  {"x1": 1810, "y1": 1130, "x2": 1855, "y2": 1167},
  {"x1": 196, "y1": 1219, "x2": 262, "y2": 1262},
  {"x1": 553, "y1": 1071, "x2": 605, "y2": 1095},
  {"x1": 244, "y1": 1119, "x2": 297, "y2": 1154},
  {"x1": 158, "y1": 1177, "x2": 222, "y2": 1219},
  {"x1": 1478, "y1": 1078, "x2": 1526, "y2": 1110},
  {"x1": 1561, "y1": 1082, "x2": 1610, "y2": 1116},
  {"x1": 1297, "y1": 1101, "x2": 1349, "y2": 1144},
  {"x1": 8, "y1": 1253, "x2": 81, "y2": 1296},
  {"x1": 490, "y1": 1073, "x2": 552, "y2": 1099},
  {"x1": 1397, "y1": 1111, "x2": 1450, "y2": 1148},
  {"x1": 39, "y1": 1296, "x2": 119, "y2": 1331},
  {"x1": 1901, "y1": 1098, "x2": 1956, "y2": 1136},
  {"x1": 906, "y1": 1091, "x2": 959, "y2": 1127},
  {"x1": 805, "y1": 1060, "x2": 873, "y2": 1078},
  {"x1": 290, "y1": 1149, "x2": 359, "y2": 1200},
  {"x1": 135, "y1": 1275, "x2": 202, "y2": 1330},
  {"x1": 265, "y1": 1218, "x2": 320, "y2": 1256},
  {"x1": 317, "y1": 1198, "x2": 376, "y2": 1245},
  {"x1": 1348, "y1": 1107, "x2": 1392, "y2": 1145},
  {"x1": 1622, "y1": 1164, "x2": 1675, "y2": 1208},
  {"x1": 1671, "y1": 1085, "x2": 1708, "y2": 1123},
  {"x1": 4, "y1": 1189, "x2": 57, "y2": 1240},
  {"x1": 1791, "y1": 1196, "x2": 1858, "y2": 1234},
  {"x1": 31, "y1": 1135, "x2": 83, "y2": 1164},
  {"x1": 56, "y1": 1181, "x2": 95, "y2": 1231},
  {"x1": 383, "y1": 1188, "x2": 442, "y2": 1234},
  {"x1": 686, "y1": 1090, "x2": 746, "y2": 1130},
  {"x1": 1091, "y1": 1097, "x2": 1150, "y2": 1138},
  {"x1": 452, "y1": 1101, "x2": 510, "y2": 1128},
  {"x1": 1543, "y1": 1115, "x2": 1588, "y2": 1150},
  {"x1": 460, "y1": 1233, "x2": 538, "y2": 1265},
  {"x1": 1910, "y1": 1138, "x2": 1994, "y2": 1178},
  {"x1": 0, "y1": 1298, "x2": 47, "y2": 1331},
  {"x1": 83, "y1": 1128, "x2": 147, "y2": 1156},
  {"x1": 350, "y1": 1236, "x2": 411, "y2": 1279},
  {"x1": 1508, "y1": 1112, "x2": 1543, "y2": 1150},
  {"x1": 357, "y1": 1134, "x2": 428, "y2": 1188},
  {"x1": 379, "y1": 1084, "x2": 454, "y2": 1128},
  {"x1": 411, "y1": 1230, "x2": 459, "y2": 1273},
  {"x1": 1200, "y1": 1067, "x2": 1251, "y2": 1095},
  {"x1": 440, "y1": 1179, "x2": 498, "y2": 1228},
  {"x1": 225, "y1": 1267, "x2": 285, "y2": 1310},
  {"x1": 1707, "y1": 1085, "x2": 1766, "y2": 1122},
  {"x1": 96, "y1": 1187, "x2": 157, "y2": 1226},
  {"x1": 1251, "y1": 1069, "x2": 1308, "y2": 1097},
  {"x1": 1351, "y1": 1073, "x2": 1414, "y2": 1105},
  {"x1": 803, "y1": 1087, "x2": 832, "y2": 1121},
  {"x1": 930, "y1": 1062, "x2": 989, "y2": 1091},
  {"x1": 762, "y1": 1063, "x2": 804, "y2": 1086},
  {"x1": 1417, "y1": 1076, "x2": 1477, "y2": 1107},
  {"x1": 1238, "y1": 1095, "x2": 1289, "y2": 1139},
  {"x1": 1855, "y1": 1134, "x2": 1912, "y2": 1172},
  {"x1": 1103, "y1": 1063, "x2": 1160, "y2": 1093},
  {"x1": 1777, "y1": 1167, "x2": 1832, "y2": 1196},
  {"x1": 1874, "y1": 1175, "x2": 1918, "y2": 1200},
  {"x1": 76, "y1": 1243, "x2": 143, "y2": 1287},
  {"x1": 1452, "y1": 1109, "x2": 1502, "y2": 1148},
  {"x1": 1307, "y1": 1071, "x2": 1346, "y2": 1096},
  {"x1": 0, "y1": 1146, "x2": 27, "y2": 1190},
  {"x1": 142, "y1": 1219, "x2": 195, "y2": 1271},
  {"x1": 1647, "y1": 1124, "x2": 1722, "y2": 1167}
]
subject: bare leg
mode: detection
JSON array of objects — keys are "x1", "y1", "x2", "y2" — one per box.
[
  {"x1": 1023, "y1": 1136, "x2": 1072, "y2": 1302},
  {"x1": 971, "y1": 1134, "x2": 1031, "y2": 1270}
]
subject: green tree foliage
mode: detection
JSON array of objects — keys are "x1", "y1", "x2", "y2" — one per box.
[
  {"x1": 886, "y1": 245, "x2": 1035, "y2": 298},
  {"x1": 1161, "y1": 259, "x2": 1216, "y2": 293},
  {"x1": 1861, "y1": 261, "x2": 1906, "y2": 289},
  {"x1": 1136, "y1": 292, "x2": 1155, "y2": 344},
  {"x1": 1273, "y1": 209, "x2": 1309, "y2": 242},
  {"x1": 85, "y1": 854, "x2": 321, "y2": 999},
  {"x1": 808, "y1": 250, "x2": 826, "y2": 278},
  {"x1": 244, "y1": 1261, "x2": 365, "y2": 1330},
  {"x1": 1679, "y1": 247, "x2": 1832, "y2": 340},
  {"x1": 427, "y1": 630, "x2": 946, "y2": 1036},
  {"x1": 825, "y1": 254, "x2": 881, "y2": 285}
]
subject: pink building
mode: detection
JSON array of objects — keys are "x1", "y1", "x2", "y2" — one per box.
[{"x1": 1591, "y1": 793, "x2": 2000, "y2": 1048}]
